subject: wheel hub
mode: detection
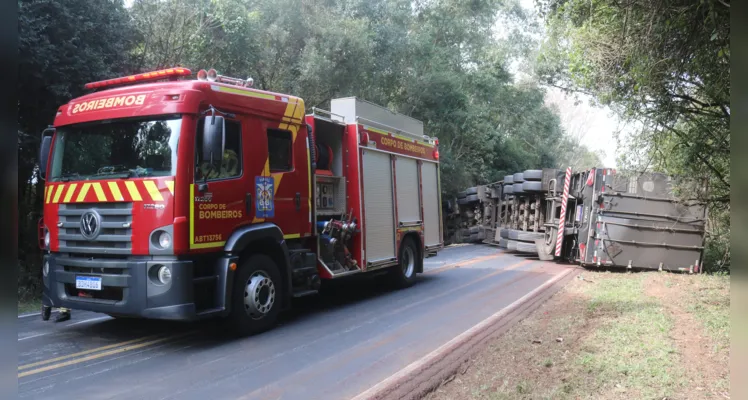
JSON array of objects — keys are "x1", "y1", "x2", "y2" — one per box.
[
  {"x1": 244, "y1": 271, "x2": 275, "y2": 320},
  {"x1": 402, "y1": 246, "x2": 415, "y2": 278}
]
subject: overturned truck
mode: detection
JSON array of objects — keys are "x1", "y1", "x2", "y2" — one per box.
[{"x1": 447, "y1": 168, "x2": 707, "y2": 272}]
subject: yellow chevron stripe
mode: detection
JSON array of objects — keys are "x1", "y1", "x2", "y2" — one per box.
[
  {"x1": 165, "y1": 181, "x2": 174, "y2": 195},
  {"x1": 108, "y1": 182, "x2": 124, "y2": 201},
  {"x1": 125, "y1": 181, "x2": 142, "y2": 201},
  {"x1": 45, "y1": 186, "x2": 53, "y2": 204},
  {"x1": 62, "y1": 184, "x2": 78, "y2": 203},
  {"x1": 190, "y1": 184, "x2": 194, "y2": 247},
  {"x1": 92, "y1": 182, "x2": 107, "y2": 201},
  {"x1": 76, "y1": 183, "x2": 91, "y2": 202},
  {"x1": 52, "y1": 185, "x2": 65, "y2": 203},
  {"x1": 143, "y1": 180, "x2": 163, "y2": 201}
]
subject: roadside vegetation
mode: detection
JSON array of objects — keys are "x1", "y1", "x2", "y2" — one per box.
[{"x1": 426, "y1": 271, "x2": 730, "y2": 400}]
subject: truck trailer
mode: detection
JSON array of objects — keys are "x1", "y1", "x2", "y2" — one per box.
[
  {"x1": 37, "y1": 67, "x2": 443, "y2": 335},
  {"x1": 449, "y1": 168, "x2": 707, "y2": 272}
]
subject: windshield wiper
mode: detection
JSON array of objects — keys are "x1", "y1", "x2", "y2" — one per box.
[{"x1": 59, "y1": 173, "x2": 82, "y2": 182}]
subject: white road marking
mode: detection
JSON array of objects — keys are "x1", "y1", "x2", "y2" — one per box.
[
  {"x1": 351, "y1": 267, "x2": 574, "y2": 400},
  {"x1": 19, "y1": 333, "x2": 51, "y2": 341},
  {"x1": 18, "y1": 316, "x2": 111, "y2": 341},
  {"x1": 67, "y1": 316, "x2": 111, "y2": 327}
]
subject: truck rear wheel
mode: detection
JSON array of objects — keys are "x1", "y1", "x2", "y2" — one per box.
[
  {"x1": 389, "y1": 236, "x2": 420, "y2": 288},
  {"x1": 229, "y1": 253, "x2": 283, "y2": 336}
]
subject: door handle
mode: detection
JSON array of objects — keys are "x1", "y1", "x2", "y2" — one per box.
[
  {"x1": 245, "y1": 193, "x2": 252, "y2": 215},
  {"x1": 295, "y1": 192, "x2": 301, "y2": 211}
]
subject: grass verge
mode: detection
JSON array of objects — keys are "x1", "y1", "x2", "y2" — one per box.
[
  {"x1": 426, "y1": 270, "x2": 730, "y2": 400},
  {"x1": 18, "y1": 298, "x2": 41, "y2": 315}
]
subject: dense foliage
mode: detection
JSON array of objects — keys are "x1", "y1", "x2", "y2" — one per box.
[{"x1": 535, "y1": 0, "x2": 730, "y2": 271}]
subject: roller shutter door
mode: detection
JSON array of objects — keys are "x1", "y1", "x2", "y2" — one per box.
[
  {"x1": 362, "y1": 150, "x2": 396, "y2": 262},
  {"x1": 395, "y1": 157, "x2": 421, "y2": 224},
  {"x1": 422, "y1": 161, "x2": 441, "y2": 246}
]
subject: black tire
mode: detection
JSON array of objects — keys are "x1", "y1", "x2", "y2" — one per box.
[
  {"x1": 468, "y1": 225, "x2": 480, "y2": 234},
  {"x1": 390, "y1": 236, "x2": 420, "y2": 288},
  {"x1": 506, "y1": 239, "x2": 518, "y2": 251},
  {"x1": 516, "y1": 241, "x2": 538, "y2": 254},
  {"x1": 513, "y1": 172, "x2": 524, "y2": 183},
  {"x1": 522, "y1": 181, "x2": 543, "y2": 192},
  {"x1": 513, "y1": 183, "x2": 524, "y2": 194},
  {"x1": 503, "y1": 175, "x2": 514, "y2": 184},
  {"x1": 523, "y1": 169, "x2": 543, "y2": 181},
  {"x1": 457, "y1": 197, "x2": 468, "y2": 205},
  {"x1": 465, "y1": 194, "x2": 479, "y2": 203},
  {"x1": 499, "y1": 228, "x2": 510, "y2": 239},
  {"x1": 503, "y1": 185, "x2": 514, "y2": 194},
  {"x1": 228, "y1": 253, "x2": 283, "y2": 336},
  {"x1": 508, "y1": 230, "x2": 544, "y2": 242},
  {"x1": 465, "y1": 186, "x2": 479, "y2": 195},
  {"x1": 498, "y1": 238, "x2": 508, "y2": 248},
  {"x1": 457, "y1": 190, "x2": 467, "y2": 199}
]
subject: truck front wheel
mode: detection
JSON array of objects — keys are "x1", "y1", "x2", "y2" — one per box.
[{"x1": 229, "y1": 253, "x2": 283, "y2": 336}]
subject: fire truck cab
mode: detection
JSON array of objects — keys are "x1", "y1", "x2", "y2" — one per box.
[{"x1": 38, "y1": 68, "x2": 443, "y2": 334}]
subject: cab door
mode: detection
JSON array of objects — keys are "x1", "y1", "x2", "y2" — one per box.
[
  {"x1": 259, "y1": 119, "x2": 310, "y2": 239},
  {"x1": 191, "y1": 115, "x2": 251, "y2": 250}
]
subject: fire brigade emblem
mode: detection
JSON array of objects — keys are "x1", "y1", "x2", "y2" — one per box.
[{"x1": 255, "y1": 177, "x2": 275, "y2": 218}]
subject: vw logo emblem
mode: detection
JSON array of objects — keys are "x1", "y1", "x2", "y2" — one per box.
[{"x1": 80, "y1": 210, "x2": 101, "y2": 240}]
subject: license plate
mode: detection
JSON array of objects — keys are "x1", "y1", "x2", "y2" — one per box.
[{"x1": 75, "y1": 276, "x2": 102, "y2": 291}]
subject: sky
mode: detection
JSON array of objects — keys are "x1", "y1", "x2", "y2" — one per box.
[{"x1": 515, "y1": 0, "x2": 620, "y2": 168}]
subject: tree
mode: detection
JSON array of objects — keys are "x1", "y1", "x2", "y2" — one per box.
[
  {"x1": 17, "y1": 0, "x2": 136, "y2": 298},
  {"x1": 536, "y1": 0, "x2": 730, "y2": 271}
]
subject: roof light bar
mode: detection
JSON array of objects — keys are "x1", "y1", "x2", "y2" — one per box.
[{"x1": 84, "y1": 68, "x2": 192, "y2": 90}]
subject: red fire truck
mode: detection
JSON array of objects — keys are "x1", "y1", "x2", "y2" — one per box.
[{"x1": 37, "y1": 67, "x2": 443, "y2": 334}]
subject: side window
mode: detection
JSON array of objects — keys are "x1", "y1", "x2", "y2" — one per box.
[
  {"x1": 267, "y1": 128, "x2": 293, "y2": 171},
  {"x1": 195, "y1": 118, "x2": 242, "y2": 181}
]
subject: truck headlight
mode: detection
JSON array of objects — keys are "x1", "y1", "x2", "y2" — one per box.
[
  {"x1": 158, "y1": 231, "x2": 172, "y2": 249},
  {"x1": 157, "y1": 265, "x2": 172, "y2": 285},
  {"x1": 44, "y1": 229, "x2": 50, "y2": 249}
]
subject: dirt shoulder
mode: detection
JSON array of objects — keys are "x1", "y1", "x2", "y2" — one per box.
[{"x1": 425, "y1": 270, "x2": 730, "y2": 400}]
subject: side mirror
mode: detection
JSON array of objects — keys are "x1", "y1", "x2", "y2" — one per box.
[
  {"x1": 39, "y1": 128, "x2": 55, "y2": 181},
  {"x1": 202, "y1": 116, "x2": 225, "y2": 170}
]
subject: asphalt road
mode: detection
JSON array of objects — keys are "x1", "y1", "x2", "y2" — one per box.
[{"x1": 18, "y1": 244, "x2": 572, "y2": 400}]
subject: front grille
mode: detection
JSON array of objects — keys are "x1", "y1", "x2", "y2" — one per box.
[{"x1": 58, "y1": 203, "x2": 133, "y2": 255}]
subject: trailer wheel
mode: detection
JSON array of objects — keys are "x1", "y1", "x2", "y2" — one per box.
[
  {"x1": 522, "y1": 181, "x2": 544, "y2": 192},
  {"x1": 513, "y1": 183, "x2": 524, "y2": 194},
  {"x1": 503, "y1": 175, "x2": 514, "y2": 184},
  {"x1": 228, "y1": 253, "x2": 283, "y2": 336},
  {"x1": 457, "y1": 191, "x2": 467, "y2": 199},
  {"x1": 465, "y1": 186, "x2": 479, "y2": 195},
  {"x1": 503, "y1": 185, "x2": 514, "y2": 194},
  {"x1": 465, "y1": 194, "x2": 480, "y2": 203},
  {"x1": 390, "y1": 236, "x2": 419, "y2": 288},
  {"x1": 522, "y1": 170, "x2": 543, "y2": 181},
  {"x1": 513, "y1": 172, "x2": 524, "y2": 183}
]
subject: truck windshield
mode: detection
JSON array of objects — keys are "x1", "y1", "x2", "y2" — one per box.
[{"x1": 49, "y1": 116, "x2": 181, "y2": 182}]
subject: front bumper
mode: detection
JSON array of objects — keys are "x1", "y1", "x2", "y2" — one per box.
[{"x1": 42, "y1": 254, "x2": 204, "y2": 320}]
